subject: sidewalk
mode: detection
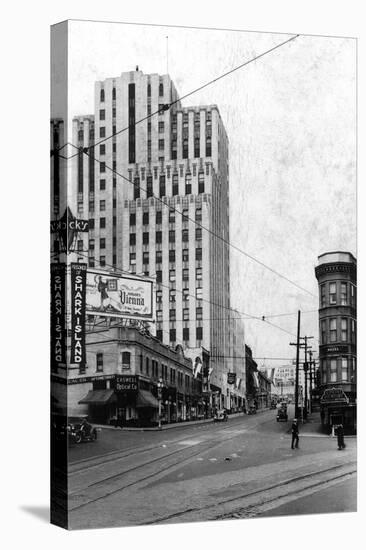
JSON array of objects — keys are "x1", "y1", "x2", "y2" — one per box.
[
  {"x1": 94, "y1": 411, "x2": 249, "y2": 432},
  {"x1": 290, "y1": 413, "x2": 356, "y2": 439}
]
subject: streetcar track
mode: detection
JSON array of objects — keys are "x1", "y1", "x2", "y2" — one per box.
[
  {"x1": 68, "y1": 427, "x2": 258, "y2": 511},
  {"x1": 144, "y1": 462, "x2": 357, "y2": 524}
]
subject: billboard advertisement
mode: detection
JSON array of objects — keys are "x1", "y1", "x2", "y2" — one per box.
[{"x1": 86, "y1": 269, "x2": 154, "y2": 321}]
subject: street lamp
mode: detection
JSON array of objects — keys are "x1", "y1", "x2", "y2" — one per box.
[{"x1": 157, "y1": 378, "x2": 163, "y2": 430}]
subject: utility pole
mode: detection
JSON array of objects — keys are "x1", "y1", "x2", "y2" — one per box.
[
  {"x1": 300, "y1": 336, "x2": 314, "y2": 420},
  {"x1": 308, "y1": 350, "x2": 314, "y2": 414},
  {"x1": 290, "y1": 310, "x2": 301, "y2": 420}
]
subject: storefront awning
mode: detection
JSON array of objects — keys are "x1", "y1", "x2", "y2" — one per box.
[
  {"x1": 136, "y1": 389, "x2": 159, "y2": 408},
  {"x1": 79, "y1": 389, "x2": 117, "y2": 405}
]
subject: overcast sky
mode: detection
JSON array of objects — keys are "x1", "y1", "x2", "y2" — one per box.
[{"x1": 67, "y1": 21, "x2": 356, "y2": 368}]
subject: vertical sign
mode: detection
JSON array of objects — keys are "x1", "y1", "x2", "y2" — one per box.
[
  {"x1": 50, "y1": 263, "x2": 67, "y2": 368},
  {"x1": 70, "y1": 263, "x2": 87, "y2": 365}
]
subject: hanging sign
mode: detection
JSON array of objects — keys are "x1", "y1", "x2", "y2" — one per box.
[{"x1": 50, "y1": 263, "x2": 67, "y2": 368}]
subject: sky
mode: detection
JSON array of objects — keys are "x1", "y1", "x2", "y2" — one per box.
[{"x1": 67, "y1": 21, "x2": 356, "y2": 369}]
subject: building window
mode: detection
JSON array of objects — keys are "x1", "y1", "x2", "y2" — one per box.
[
  {"x1": 341, "y1": 357, "x2": 348, "y2": 381},
  {"x1": 172, "y1": 174, "x2": 179, "y2": 195},
  {"x1": 100, "y1": 127, "x2": 106, "y2": 138},
  {"x1": 100, "y1": 162, "x2": 106, "y2": 173},
  {"x1": 321, "y1": 360, "x2": 327, "y2": 384},
  {"x1": 100, "y1": 144, "x2": 106, "y2": 155},
  {"x1": 329, "y1": 318, "x2": 337, "y2": 342},
  {"x1": 159, "y1": 121, "x2": 164, "y2": 133},
  {"x1": 351, "y1": 319, "x2": 356, "y2": 344},
  {"x1": 158, "y1": 139, "x2": 164, "y2": 151},
  {"x1": 100, "y1": 238, "x2": 106, "y2": 249},
  {"x1": 99, "y1": 200, "x2": 106, "y2": 211},
  {"x1": 198, "y1": 172, "x2": 205, "y2": 194},
  {"x1": 159, "y1": 176, "x2": 166, "y2": 197},
  {"x1": 89, "y1": 218, "x2": 95, "y2": 230},
  {"x1": 142, "y1": 232, "x2": 149, "y2": 245},
  {"x1": 145, "y1": 357, "x2": 150, "y2": 376},
  {"x1": 169, "y1": 289, "x2": 176, "y2": 302},
  {"x1": 330, "y1": 359, "x2": 337, "y2": 382},
  {"x1": 169, "y1": 269, "x2": 176, "y2": 282},
  {"x1": 122, "y1": 352, "x2": 131, "y2": 370},
  {"x1": 195, "y1": 248, "x2": 202, "y2": 260},
  {"x1": 196, "y1": 307, "x2": 203, "y2": 320},
  {"x1": 182, "y1": 229, "x2": 189, "y2": 242},
  {"x1": 89, "y1": 239, "x2": 95, "y2": 251},
  {"x1": 100, "y1": 218, "x2": 106, "y2": 228},
  {"x1": 169, "y1": 230, "x2": 175, "y2": 243},
  {"x1": 143, "y1": 252, "x2": 149, "y2": 264},
  {"x1": 133, "y1": 178, "x2": 140, "y2": 200},
  {"x1": 100, "y1": 256, "x2": 106, "y2": 267},
  {"x1": 156, "y1": 211, "x2": 162, "y2": 225},
  {"x1": 169, "y1": 249, "x2": 176, "y2": 263},
  {"x1": 112, "y1": 87, "x2": 116, "y2": 100},
  {"x1": 169, "y1": 309, "x2": 176, "y2": 321},
  {"x1": 182, "y1": 249, "x2": 189, "y2": 262},
  {"x1": 169, "y1": 209, "x2": 175, "y2": 223},
  {"x1": 130, "y1": 213, "x2": 136, "y2": 226},
  {"x1": 183, "y1": 328, "x2": 189, "y2": 341},
  {"x1": 146, "y1": 175, "x2": 153, "y2": 198},
  {"x1": 129, "y1": 233, "x2": 136, "y2": 246},
  {"x1": 183, "y1": 308, "x2": 189, "y2": 321},
  {"x1": 89, "y1": 257, "x2": 95, "y2": 268},
  {"x1": 183, "y1": 138, "x2": 188, "y2": 159},
  {"x1": 156, "y1": 310, "x2": 163, "y2": 322},
  {"x1": 96, "y1": 352, "x2": 103, "y2": 372},
  {"x1": 156, "y1": 250, "x2": 162, "y2": 264},
  {"x1": 329, "y1": 282, "x2": 337, "y2": 305},
  {"x1": 185, "y1": 173, "x2": 192, "y2": 195},
  {"x1": 183, "y1": 289, "x2": 189, "y2": 301},
  {"x1": 156, "y1": 231, "x2": 162, "y2": 244},
  {"x1": 129, "y1": 253, "x2": 136, "y2": 265},
  {"x1": 195, "y1": 228, "x2": 202, "y2": 241},
  {"x1": 77, "y1": 240, "x2": 83, "y2": 251},
  {"x1": 196, "y1": 267, "x2": 202, "y2": 280},
  {"x1": 195, "y1": 208, "x2": 202, "y2": 222},
  {"x1": 99, "y1": 109, "x2": 105, "y2": 120},
  {"x1": 320, "y1": 284, "x2": 326, "y2": 307},
  {"x1": 159, "y1": 82, "x2": 164, "y2": 96},
  {"x1": 350, "y1": 284, "x2": 356, "y2": 307},
  {"x1": 340, "y1": 283, "x2": 347, "y2": 305},
  {"x1": 196, "y1": 287, "x2": 203, "y2": 300},
  {"x1": 156, "y1": 290, "x2": 162, "y2": 303},
  {"x1": 100, "y1": 179, "x2": 106, "y2": 191},
  {"x1": 321, "y1": 319, "x2": 327, "y2": 345},
  {"x1": 170, "y1": 329, "x2": 176, "y2": 342},
  {"x1": 142, "y1": 212, "x2": 149, "y2": 225},
  {"x1": 341, "y1": 318, "x2": 348, "y2": 342},
  {"x1": 182, "y1": 268, "x2": 189, "y2": 281},
  {"x1": 156, "y1": 271, "x2": 162, "y2": 283},
  {"x1": 196, "y1": 327, "x2": 203, "y2": 341},
  {"x1": 100, "y1": 88, "x2": 105, "y2": 102},
  {"x1": 156, "y1": 330, "x2": 163, "y2": 342}
]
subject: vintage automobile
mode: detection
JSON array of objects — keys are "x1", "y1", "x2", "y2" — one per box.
[
  {"x1": 214, "y1": 409, "x2": 228, "y2": 422},
  {"x1": 67, "y1": 416, "x2": 98, "y2": 444},
  {"x1": 276, "y1": 408, "x2": 288, "y2": 422},
  {"x1": 270, "y1": 401, "x2": 277, "y2": 409},
  {"x1": 247, "y1": 405, "x2": 257, "y2": 415}
]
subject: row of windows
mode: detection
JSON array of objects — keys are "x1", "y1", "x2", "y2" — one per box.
[
  {"x1": 130, "y1": 164, "x2": 208, "y2": 182},
  {"x1": 156, "y1": 307, "x2": 203, "y2": 321},
  {"x1": 320, "y1": 356, "x2": 356, "y2": 384},
  {"x1": 320, "y1": 317, "x2": 356, "y2": 344},
  {"x1": 129, "y1": 228, "x2": 202, "y2": 245},
  {"x1": 132, "y1": 175, "x2": 205, "y2": 199},
  {"x1": 130, "y1": 248, "x2": 202, "y2": 265},
  {"x1": 320, "y1": 281, "x2": 356, "y2": 308},
  {"x1": 165, "y1": 327, "x2": 202, "y2": 342},
  {"x1": 130, "y1": 207, "x2": 202, "y2": 226}
]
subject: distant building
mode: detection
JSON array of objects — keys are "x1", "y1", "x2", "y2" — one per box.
[{"x1": 315, "y1": 251, "x2": 357, "y2": 433}]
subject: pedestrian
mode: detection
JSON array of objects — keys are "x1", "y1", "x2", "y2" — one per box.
[
  {"x1": 291, "y1": 418, "x2": 299, "y2": 449},
  {"x1": 336, "y1": 423, "x2": 346, "y2": 450}
]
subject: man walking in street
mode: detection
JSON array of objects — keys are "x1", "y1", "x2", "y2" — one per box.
[
  {"x1": 291, "y1": 418, "x2": 299, "y2": 449},
  {"x1": 336, "y1": 423, "x2": 346, "y2": 450}
]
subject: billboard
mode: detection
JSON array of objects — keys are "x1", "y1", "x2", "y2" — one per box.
[{"x1": 86, "y1": 269, "x2": 154, "y2": 321}]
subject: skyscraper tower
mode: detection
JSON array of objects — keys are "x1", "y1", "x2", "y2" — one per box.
[{"x1": 73, "y1": 69, "x2": 232, "y2": 401}]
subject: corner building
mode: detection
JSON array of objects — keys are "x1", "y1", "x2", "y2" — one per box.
[
  {"x1": 72, "y1": 69, "x2": 231, "y2": 404},
  {"x1": 315, "y1": 251, "x2": 357, "y2": 433}
]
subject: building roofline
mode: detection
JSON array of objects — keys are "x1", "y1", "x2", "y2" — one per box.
[{"x1": 318, "y1": 251, "x2": 357, "y2": 262}]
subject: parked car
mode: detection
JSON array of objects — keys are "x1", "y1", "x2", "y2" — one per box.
[
  {"x1": 67, "y1": 417, "x2": 98, "y2": 444},
  {"x1": 214, "y1": 409, "x2": 228, "y2": 422},
  {"x1": 248, "y1": 405, "x2": 257, "y2": 415},
  {"x1": 276, "y1": 408, "x2": 288, "y2": 422}
]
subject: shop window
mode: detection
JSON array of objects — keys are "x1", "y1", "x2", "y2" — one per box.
[{"x1": 121, "y1": 352, "x2": 131, "y2": 370}]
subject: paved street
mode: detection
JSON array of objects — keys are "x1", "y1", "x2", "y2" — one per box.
[{"x1": 67, "y1": 407, "x2": 356, "y2": 529}]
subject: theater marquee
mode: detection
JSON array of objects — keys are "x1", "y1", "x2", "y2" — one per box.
[{"x1": 86, "y1": 269, "x2": 154, "y2": 321}]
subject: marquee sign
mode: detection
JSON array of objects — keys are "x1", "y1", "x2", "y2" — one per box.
[
  {"x1": 70, "y1": 263, "x2": 87, "y2": 365},
  {"x1": 50, "y1": 263, "x2": 67, "y2": 368},
  {"x1": 86, "y1": 269, "x2": 154, "y2": 321},
  {"x1": 320, "y1": 387, "x2": 349, "y2": 405}
]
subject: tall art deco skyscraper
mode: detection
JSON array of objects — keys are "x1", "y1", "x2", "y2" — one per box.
[{"x1": 72, "y1": 69, "x2": 234, "y2": 401}]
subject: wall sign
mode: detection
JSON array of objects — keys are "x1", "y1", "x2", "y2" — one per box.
[{"x1": 70, "y1": 263, "x2": 87, "y2": 365}]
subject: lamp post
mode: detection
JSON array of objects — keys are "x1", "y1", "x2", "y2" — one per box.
[{"x1": 157, "y1": 378, "x2": 163, "y2": 430}]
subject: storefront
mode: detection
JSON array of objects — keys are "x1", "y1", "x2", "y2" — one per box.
[{"x1": 320, "y1": 387, "x2": 356, "y2": 434}]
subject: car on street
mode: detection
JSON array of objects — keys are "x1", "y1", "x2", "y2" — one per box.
[
  {"x1": 277, "y1": 408, "x2": 288, "y2": 422},
  {"x1": 214, "y1": 409, "x2": 228, "y2": 422},
  {"x1": 248, "y1": 405, "x2": 257, "y2": 415},
  {"x1": 67, "y1": 416, "x2": 98, "y2": 444}
]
